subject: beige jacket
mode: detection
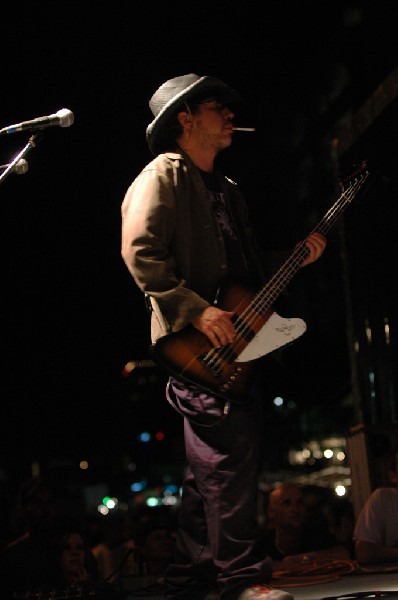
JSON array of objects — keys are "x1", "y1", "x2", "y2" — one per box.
[{"x1": 121, "y1": 150, "x2": 265, "y2": 343}]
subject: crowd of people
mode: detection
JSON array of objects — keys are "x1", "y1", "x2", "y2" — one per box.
[
  {"x1": 0, "y1": 459, "x2": 397, "y2": 599},
  {"x1": 0, "y1": 475, "x2": 177, "y2": 598}
]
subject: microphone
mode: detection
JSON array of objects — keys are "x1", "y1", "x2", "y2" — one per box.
[{"x1": 0, "y1": 108, "x2": 74, "y2": 135}]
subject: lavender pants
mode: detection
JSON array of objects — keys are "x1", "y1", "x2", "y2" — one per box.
[{"x1": 164, "y1": 379, "x2": 272, "y2": 599}]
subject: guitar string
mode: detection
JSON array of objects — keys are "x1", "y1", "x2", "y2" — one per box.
[
  {"x1": 233, "y1": 173, "x2": 369, "y2": 353},
  {"x1": 202, "y1": 174, "x2": 367, "y2": 372},
  {"x1": 231, "y1": 173, "x2": 369, "y2": 356},
  {"x1": 202, "y1": 171, "x2": 370, "y2": 378}
]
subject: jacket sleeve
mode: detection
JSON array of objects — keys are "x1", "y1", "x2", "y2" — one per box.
[{"x1": 121, "y1": 161, "x2": 209, "y2": 336}]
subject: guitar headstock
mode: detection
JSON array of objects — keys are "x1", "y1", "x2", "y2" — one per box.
[
  {"x1": 339, "y1": 159, "x2": 368, "y2": 183},
  {"x1": 338, "y1": 160, "x2": 372, "y2": 195}
]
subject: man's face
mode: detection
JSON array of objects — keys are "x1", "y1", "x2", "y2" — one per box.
[
  {"x1": 188, "y1": 97, "x2": 236, "y2": 152},
  {"x1": 269, "y1": 484, "x2": 306, "y2": 530}
]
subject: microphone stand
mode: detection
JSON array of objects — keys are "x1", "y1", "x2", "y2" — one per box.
[{"x1": 0, "y1": 132, "x2": 40, "y2": 184}]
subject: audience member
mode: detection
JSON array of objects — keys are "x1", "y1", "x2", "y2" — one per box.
[
  {"x1": 301, "y1": 484, "x2": 355, "y2": 557},
  {"x1": 0, "y1": 476, "x2": 64, "y2": 595},
  {"x1": 49, "y1": 524, "x2": 102, "y2": 590},
  {"x1": 0, "y1": 476, "x2": 102, "y2": 598},
  {"x1": 91, "y1": 513, "x2": 136, "y2": 584},
  {"x1": 301, "y1": 484, "x2": 334, "y2": 524},
  {"x1": 353, "y1": 448, "x2": 398, "y2": 565},
  {"x1": 133, "y1": 516, "x2": 176, "y2": 577},
  {"x1": 256, "y1": 482, "x2": 351, "y2": 570},
  {"x1": 323, "y1": 496, "x2": 355, "y2": 557},
  {"x1": 90, "y1": 508, "x2": 176, "y2": 592}
]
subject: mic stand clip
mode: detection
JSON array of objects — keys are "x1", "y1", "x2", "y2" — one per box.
[{"x1": 0, "y1": 132, "x2": 41, "y2": 184}]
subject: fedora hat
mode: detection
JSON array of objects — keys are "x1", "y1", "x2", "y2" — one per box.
[{"x1": 146, "y1": 73, "x2": 243, "y2": 154}]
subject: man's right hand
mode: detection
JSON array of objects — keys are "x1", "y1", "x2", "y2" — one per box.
[{"x1": 192, "y1": 306, "x2": 235, "y2": 348}]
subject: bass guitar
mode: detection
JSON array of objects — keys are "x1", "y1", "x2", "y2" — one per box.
[{"x1": 150, "y1": 164, "x2": 371, "y2": 403}]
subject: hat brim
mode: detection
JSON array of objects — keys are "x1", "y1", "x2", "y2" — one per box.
[{"x1": 146, "y1": 76, "x2": 243, "y2": 155}]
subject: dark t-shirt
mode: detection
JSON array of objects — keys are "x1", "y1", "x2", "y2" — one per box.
[
  {"x1": 200, "y1": 170, "x2": 249, "y2": 283},
  {"x1": 255, "y1": 523, "x2": 343, "y2": 561}
]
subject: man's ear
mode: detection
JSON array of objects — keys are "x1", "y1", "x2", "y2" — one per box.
[{"x1": 177, "y1": 112, "x2": 191, "y2": 127}]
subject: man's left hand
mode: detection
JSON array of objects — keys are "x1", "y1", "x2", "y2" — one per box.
[{"x1": 301, "y1": 232, "x2": 327, "y2": 266}]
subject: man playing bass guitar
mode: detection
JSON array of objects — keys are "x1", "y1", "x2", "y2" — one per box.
[{"x1": 121, "y1": 73, "x2": 326, "y2": 600}]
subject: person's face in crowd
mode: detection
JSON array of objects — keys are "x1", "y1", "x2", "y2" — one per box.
[
  {"x1": 61, "y1": 532, "x2": 87, "y2": 580},
  {"x1": 269, "y1": 484, "x2": 306, "y2": 530}
]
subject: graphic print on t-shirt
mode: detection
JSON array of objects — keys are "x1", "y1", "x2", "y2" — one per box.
[{"x1": 209, "y1": 190, "x2": 238, "y2": 241}]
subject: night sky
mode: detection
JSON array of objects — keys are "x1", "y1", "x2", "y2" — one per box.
[{"x1": 1, "y1": 2, "x2": 398, "y2": 495}]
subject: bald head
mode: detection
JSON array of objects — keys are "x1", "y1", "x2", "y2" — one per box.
[
  {"x1": 269, "y1": 483, "x2": 303, "y2": 506},
  {"x1": 268, "y1": 482, "x2": 305, "y2": 530}
]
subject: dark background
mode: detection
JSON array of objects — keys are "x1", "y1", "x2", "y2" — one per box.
[{"x1": 1, "y1": 1, "x2": 397, "y2": 499}]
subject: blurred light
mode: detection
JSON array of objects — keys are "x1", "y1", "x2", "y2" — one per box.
[
  {"x1": 127, "y1": 462, "x2": 137, "y2": 472},
  {"x1": 97, "y1": 504, "x2": 109, "y2": 515},
  {"x1": 155, "y1": 431, "x2": 165, "y2": 441},
  {"x1": 139, "y1": 432, "x2": 151, "y2": 442},
  {"x1": 121, "y1": 359, "x2": 155, "y2": 377},
  {"x1": 131, "y1": 480, "x2": 147, "y2": 492},
  {"x1": 335, "y1": 485, "x2": 346, "y2": 496},
  {"x1": 105, "y1": 497, "x2": 118, "y2": 509},
  {"x1": 324, "y1": 449, "x2": 333, "y2": 459},
  {"x1": 162, "y1": 495, "x2": 178, "y2": 505},
  {"x1": 384, "y1": 317, "x2": 390, "y2": 344},
  {"x1": 302, "y1": 448, "x2": 311, "y2": 459},
  {"x1": 289, "y1": 449, "x2": 306, "y2": 465},
  {"x1": 365, "y1": 320, "x2": 372, "y2": 343},
  {"x1": 134, "y1": 494, "x2": 145, "y2": 505},
  {"x1": 146, "y1": 497, "x2": 159, "y2": 507},
  {"x1": 273, "y1": 396, "x2": 284, "y2": 407},
  {"x1": 336, "y1": 451, "x2": 345, "y2": 461},
  {"x1": 79, "y1": 460, "x2": 89, "y2": 470},
  {"x1": 164, "y1": 484, "x2": 178, "y2": 494},
  {"x1": 131, "y1": 482, "x2": 143, "y2": 492}
]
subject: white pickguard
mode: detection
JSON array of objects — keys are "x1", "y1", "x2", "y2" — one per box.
[{"x1": 236, "y1": 312, "x2": 307, "y2": 363}]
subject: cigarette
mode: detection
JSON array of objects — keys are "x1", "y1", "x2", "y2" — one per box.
[{"x1": 232, "y1": 127, "x2": 256, "y2": 132}]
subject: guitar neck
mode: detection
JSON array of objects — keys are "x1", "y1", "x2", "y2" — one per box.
[{"x1": 251, "y1": 167, "x2": 370, "y2": 312}]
